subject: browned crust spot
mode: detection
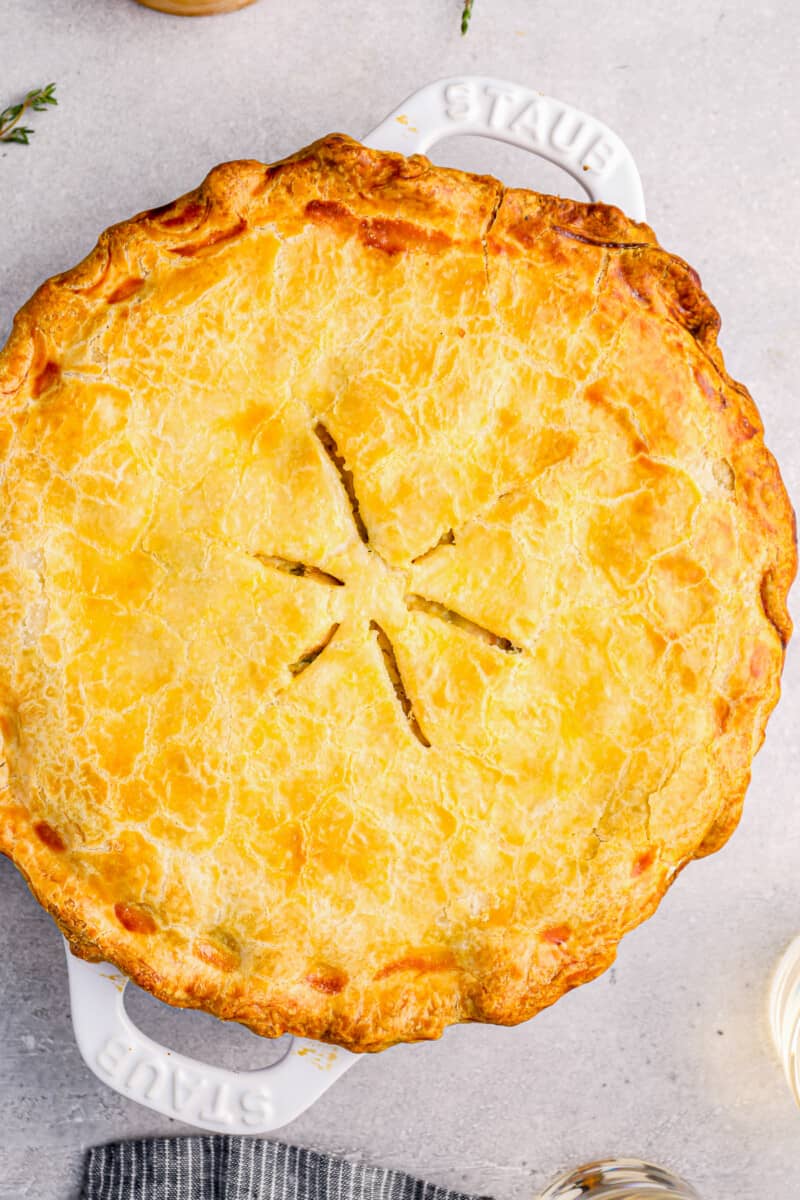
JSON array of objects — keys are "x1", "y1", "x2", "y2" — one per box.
[
  {"x1": 495, "y1": 192, "x2": 655, "y2": 255},
  {"x1": 193, "y1": 936, "x2": 240, "y2": 972},
  {"x1": 694, "y1": 364, "x2": 726, "y2": 408},
  {"x1": 761, "y1": 565, "x2": 793, "y2": 648},
  {"x1": 541, "y1": 924, "x2": 571, "y2": 945},
  {"x1": 362, "y1": 217, "x2": 451, "y2": 256},
  {"x1": 169, "y1": 219, "x2": 248, "y2": 258},
  {"x1": 114, "y1": 902, "x2": 158, "y2": 934},
  {"x1": 31, "y1": 360, "x2": 60, "y2": 399},
  {"x1": 33, "y1": 821, "x2": 66, "y2": 852},
  {"x1": 303, "y1": 199, "x2": 350, "y2": 227},
  {"x1": 632, "y1": 849, "x2": 656, "y2": 878},
  {"x1": 553, "y1": 225, "x2": 651, "y2": 251},
  {"x1": 374, "y1": 951, "x2": 457, "y2": 980},
  {"x1": 145, "y1": 197, "x2": 209, "y2": 231},
  {"x1": 107, "y1": 277, "x2": 145, "y2": 304},
  {"x1": 305, "y1": 967, "x2": 348, "y2": 995},
  {"x1": 613, "y1": 253, "x2": 721, "y2": 351},
  {"x1": 714, "y1": 695, "x2": 732, "y2": 733},
  {"x1": 305, "y1": 200, "x2": 451, "y2": 257}
]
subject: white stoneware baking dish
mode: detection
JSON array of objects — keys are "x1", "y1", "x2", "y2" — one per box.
[{"x1": 64, "y1": 75, "x2": 645, "y2": 1134}]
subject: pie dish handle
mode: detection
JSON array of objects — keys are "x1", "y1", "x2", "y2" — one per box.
[
  {"x1": 363, "y1": 76, "x2": 646, "y2": 221},
  {"x1": 65, "y1": 942, "x2": 358, "y2": 1133}
]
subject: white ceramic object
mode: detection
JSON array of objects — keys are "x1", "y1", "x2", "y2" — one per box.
[
  {"x1": 363, "y1": 76, "x2": 646, "y2": 220},
  {"x1": 65, "y1": 945, "x2": 357, "y2": 1133},
  {"x1": 66, "y1": 76, "x2": 646, "y2": 1134},
  {"x1": 768, "y1": 934, "x2": 800, "y2": 1106}
]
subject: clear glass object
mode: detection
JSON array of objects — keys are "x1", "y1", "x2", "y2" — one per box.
[
  {"x1": 539, "y1": 1159, "x2": 700, "y2": 1199},
  {"x1": 769, "y1": 933, "x2": 800, "y2": 1105},
  {"x1": 135, "y1": 0, "x2": 258, "y2": 14}
]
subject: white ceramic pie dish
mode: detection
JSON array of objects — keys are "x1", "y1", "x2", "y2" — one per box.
[{"x1": 64, "y1": 74, "x2": 646, "y2": 1134}]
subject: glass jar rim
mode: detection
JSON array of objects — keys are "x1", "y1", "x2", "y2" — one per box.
[{"x1": 539, "y1": 1157, "x2": 700, "y2": 1199}]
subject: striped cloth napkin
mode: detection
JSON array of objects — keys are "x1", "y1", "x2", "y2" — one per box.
[{"x1": 81, "y1": 1137, "x2": 491, "y2": 1200}]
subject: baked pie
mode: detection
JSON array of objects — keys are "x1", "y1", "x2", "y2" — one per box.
[{"x1": 0, "y1": 136, "x2": 794, "y2": 1051}]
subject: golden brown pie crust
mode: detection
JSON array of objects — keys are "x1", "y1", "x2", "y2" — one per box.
[{"x1": 0, "y1": 135, "x2": 795, "y2": 1051}]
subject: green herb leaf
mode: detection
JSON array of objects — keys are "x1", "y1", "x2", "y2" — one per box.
[
  {"x1": 0, "y1": 104, "x2": 23, "y2": 124},
  {"x1": 28, "y1": 83, "x2": 58, "y2": 111},
  {"x1": 461, "y1": 0, "x2": 474, "y2": 34},
  {"x1": 0, "y1": 83, "x2": 57, "y2": 144}
]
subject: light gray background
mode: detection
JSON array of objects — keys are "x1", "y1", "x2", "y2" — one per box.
[{"x1": 1, "y1": 1, "x2": 799, "y2": 1197}]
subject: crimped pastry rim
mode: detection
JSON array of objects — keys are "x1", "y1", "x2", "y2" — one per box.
[{"x1": 0, "y1": 135, "x2": 795, "y2": 1052}]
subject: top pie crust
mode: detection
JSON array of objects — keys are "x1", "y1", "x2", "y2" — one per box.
[{"x1": 0, "y1": 135, "x2": 794, "y2": 1051}]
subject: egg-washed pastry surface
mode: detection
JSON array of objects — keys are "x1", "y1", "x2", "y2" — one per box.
[{"x1": 0, "y1": 136, "x2": 794, "y2": 1051}]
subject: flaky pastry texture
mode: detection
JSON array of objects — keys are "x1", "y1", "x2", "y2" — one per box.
[{"x1": 0, "y1": 136, "x2": 794, "y2": 1051}]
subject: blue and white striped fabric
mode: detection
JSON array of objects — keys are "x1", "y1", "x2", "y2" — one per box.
[{"x1": 81, "y1": 1138, "x2": 493, "y2": 1200}]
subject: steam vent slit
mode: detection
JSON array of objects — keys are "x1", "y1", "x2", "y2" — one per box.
[
  {"x1": 255, "y1": 554, "x2": 344, "y2": 587},
  {"x1": 405, "y1": 594, "x2": 523, "y2": 654},
  {"x1": 370, "y1": 620, "x2": 431, "y2": 748},
  {"x1": 289, "y1": 622, "x2": 340, "y2": 676},
  {"x1": 314, "y1": 422, "x2": 370, "y2": 545},
  {"x1": 412, "y1": 529, "x2": 456, "y2": 564}
]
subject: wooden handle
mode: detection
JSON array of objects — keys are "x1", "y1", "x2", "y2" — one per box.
[{"x1": 135, "y1": 0, "x2": 258, "y2": 15}]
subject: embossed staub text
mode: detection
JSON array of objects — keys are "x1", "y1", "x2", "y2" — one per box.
[
  {"x1": 96, "y1": 1035, "x2": 277, "y2": 1128},
  {"x1": 440, "y1": 80, "x2": 619, "y2": 178}
]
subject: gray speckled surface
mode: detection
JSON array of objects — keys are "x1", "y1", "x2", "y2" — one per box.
[{"x1": 1, "y1": 2, "x2": 799, "y2": 1197}]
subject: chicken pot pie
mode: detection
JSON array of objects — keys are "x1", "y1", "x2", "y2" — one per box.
[{"x1": 0, "y1": 136, "x2": 794, "y2": 1052}]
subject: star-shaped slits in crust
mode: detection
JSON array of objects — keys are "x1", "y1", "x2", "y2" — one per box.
[{"x1": 255, "y1": 422, "x2": 523, "y2": 747}]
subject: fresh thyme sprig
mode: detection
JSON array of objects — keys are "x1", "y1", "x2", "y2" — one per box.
[
  {"x1": 461, "y1": 0, "x2": 474, "y2": 34},
  {"x1": 0, "y1": 83, "x2": 57, "y2": 145}
]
